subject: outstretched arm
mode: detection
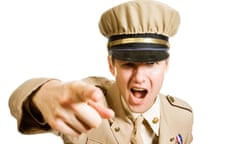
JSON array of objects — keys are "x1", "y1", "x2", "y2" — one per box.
[{"x1": 9, "y1": 77, "x2": 114, "y2": 136}]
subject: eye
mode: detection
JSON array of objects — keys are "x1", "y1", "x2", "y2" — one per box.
[
  {"x1": 146, "y1": 61, "x2": 159, "y2": 66},
  {"x1": 122, "y1": 62, "x2": 135, "y2": 68},
  {"x1": 144, "y1": 61, "x2": 161, "y2": 67},
  {"x1": 146, "y1": 62, "x2": 155, "y2": 65}
]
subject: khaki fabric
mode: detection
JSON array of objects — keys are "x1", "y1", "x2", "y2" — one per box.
[
  {"x1": 9, "y1": 76, "x2": 193, "y2": 144},
  {"x1": 99, "y1": 0, "x2": 180, "y2": 38}
]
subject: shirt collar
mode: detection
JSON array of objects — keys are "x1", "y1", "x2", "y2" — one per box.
[
  {"x1": 120, "y1": 95, "x2": 160, "y2": 136},
  {"x1": 142, "y1": 95, "x2": 160, "y2": 136}
]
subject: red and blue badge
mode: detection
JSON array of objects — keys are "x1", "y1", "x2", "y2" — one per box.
[{"x1": 175, "y1": 134, "x2": 183, "y2": 144}]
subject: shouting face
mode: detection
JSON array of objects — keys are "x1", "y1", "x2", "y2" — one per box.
[{"x1": 108, "y1": 57, "x2": 168, "y2": 113}]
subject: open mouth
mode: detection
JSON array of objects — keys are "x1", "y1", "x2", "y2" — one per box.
[{"x1": 130, "y1": 87, "x2": 148, "y2": 99}]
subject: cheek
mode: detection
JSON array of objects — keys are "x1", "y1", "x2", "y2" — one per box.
[
  {"x1": 115, "y1": 71, "x2": 130, "y2": 97},
  {"x1": 115, "y1": 69, "x2": 129, "y2": 83},
  {"x1": 149, "y1": 67, "x2": 166, "y2": 88},
  {"x1": 115, "y1": 69, "x2": 133, "y2": 92},
  {"x1": 150, "y1": 66, "x2": 166, "y2": 77}
]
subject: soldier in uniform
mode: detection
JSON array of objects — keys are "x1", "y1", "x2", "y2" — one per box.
[{"x1": 9, "y1": 0, "x2": 193, "y2": 143}]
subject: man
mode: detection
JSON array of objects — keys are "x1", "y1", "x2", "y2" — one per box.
[{"x1": 9, "y1": 0, "x2": 193, "y2": 143}]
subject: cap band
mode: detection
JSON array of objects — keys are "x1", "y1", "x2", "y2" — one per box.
[
  {"x1": 107, "y1": 34, "x2": 170, "y2": 62},
  {"x1": 108, "y1": 37, "x2": 169, "y2": 49},
  {"x1": 110, "y1": 49, "x2": 169, "y2": 62}
]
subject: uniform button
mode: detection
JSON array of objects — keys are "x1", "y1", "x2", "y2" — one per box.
[
  {"x1": 152, "y1": 117, "x2": 159, "y2": 124},
  {"x1": 114, "y1": 127, "x2": 120, "y2": 132},
  {"x1": 169, "y1": 137, "x2": 175, "y2": 142},
  {"x1": 169, "y1": 96, "x2": 175, "y2": 103}
]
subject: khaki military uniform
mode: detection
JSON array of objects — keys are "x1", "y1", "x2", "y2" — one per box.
[
  {"x1": 9, "y1": 0, "x2": 194, "y2": 143},
  {"x1": 9, "y1": 77, "x2": 193, "y2": 144}
]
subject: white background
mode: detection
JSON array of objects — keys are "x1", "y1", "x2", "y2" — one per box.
[{"x1": 1, "y1": 0, "x2": 240, "y2": 143}]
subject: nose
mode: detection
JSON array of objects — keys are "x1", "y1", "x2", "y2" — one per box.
[{"x1": 132, "y1": 66, "x2": 146, "y2": 83}]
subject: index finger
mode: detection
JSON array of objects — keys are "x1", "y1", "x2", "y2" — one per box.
[{"x1": 61, "y1": 81, "x2": 103, "y2": 105}]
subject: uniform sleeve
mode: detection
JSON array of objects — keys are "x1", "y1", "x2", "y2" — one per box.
[{"x1": 8, "y1": 78, "x2": 56, "y2": 134}]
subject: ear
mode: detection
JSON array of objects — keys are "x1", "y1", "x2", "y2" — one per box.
[
  {"x1": 164, "y1": 58, "x2": 170, "y2": 73},
  {"x1": 107, "y1": 56, "x2": 115, "y2": 76}
]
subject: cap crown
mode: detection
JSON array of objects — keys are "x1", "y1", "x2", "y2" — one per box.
[{"x1": 99, "y1": 0, "x2": 180, "y2": 38}]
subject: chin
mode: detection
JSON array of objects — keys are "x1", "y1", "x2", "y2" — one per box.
[{"x1": 129, "y1": 105, "x2": 147, "y2": 113}]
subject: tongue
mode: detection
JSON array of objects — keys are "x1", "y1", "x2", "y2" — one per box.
[{"x1": 133, "y1": 91, "x2": 144, "y2": 98}]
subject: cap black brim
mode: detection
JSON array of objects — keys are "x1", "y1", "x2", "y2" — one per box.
[{"x1": 110, "y1": 48, "x2": 169, "y2": 62}]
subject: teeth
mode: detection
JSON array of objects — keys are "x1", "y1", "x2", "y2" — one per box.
[{"x1": 132, "y1": 88, "x2": 144, "y2": 91}]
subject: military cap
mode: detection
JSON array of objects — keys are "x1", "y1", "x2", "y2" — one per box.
[{"x1": 99, "y1": 0, "x2": 180, "y2": 62}]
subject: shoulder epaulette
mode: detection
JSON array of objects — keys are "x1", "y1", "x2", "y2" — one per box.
[{"x1": 166, "y1": 95, "x2": 192, "y2": 113}]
